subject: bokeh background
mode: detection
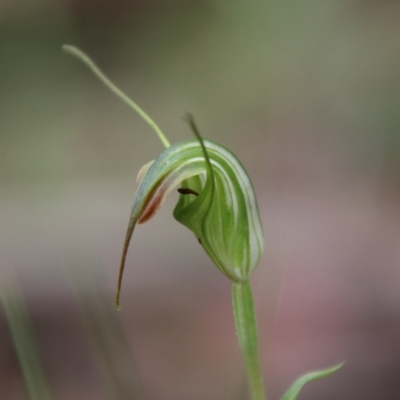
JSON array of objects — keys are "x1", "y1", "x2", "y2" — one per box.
[{"x1": 1, "y1": 1, "x2": 400, "y2": 399}]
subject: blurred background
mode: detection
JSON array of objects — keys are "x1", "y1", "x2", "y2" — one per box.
[{"x1": 1, "y1": 0, "x2": 400, "y2": 399}]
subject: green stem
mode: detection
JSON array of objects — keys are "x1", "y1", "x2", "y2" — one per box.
[
  {"x1": 232, "y1": 281, "x2": 266, "y2": 400},
  {"x1": 62, "y1": 44, "x2": 171, "y2": 149},
  {"x1": 0, "y1": 285, "x2": 52, "y2": 400}
]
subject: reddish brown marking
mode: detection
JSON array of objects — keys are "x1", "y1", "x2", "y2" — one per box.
[{"x1": 138, "y1": 187, "x2": 168, "y2": 224}]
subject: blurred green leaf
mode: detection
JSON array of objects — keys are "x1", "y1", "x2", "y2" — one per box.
[
  {"x1": 0, "y1": 282, "x2": 53, "y2": 400},
  {"x1": 280, "y1": 363, "x2": 344, "y2": 400}
]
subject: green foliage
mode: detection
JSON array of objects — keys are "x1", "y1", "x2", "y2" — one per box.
[
  {"x1": 1, "y1": 285, "x2": 53, "y2": 400},
  {"x1": 280, "y1": 363, "x2": 344, "y2": 400}
]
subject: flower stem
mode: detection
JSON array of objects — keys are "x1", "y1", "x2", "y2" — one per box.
[
  {"x1": 232, "y1": 281, "x2": 266, "y2": 400},
  {"x1": 62, "y1": 44, "x2": 171, "y2": 149}
]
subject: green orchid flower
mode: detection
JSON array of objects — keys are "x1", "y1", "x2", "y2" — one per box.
[
  {"x1": 117, "y1": 114, "x2": 264, "y2": 307},
  {"x1": 63, "y1": 45, "x2": 344, "y2": 400}
]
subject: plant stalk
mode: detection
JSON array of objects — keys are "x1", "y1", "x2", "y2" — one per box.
[
  {"x1": 0, "y1": 285, "x2": 52, "y2": 400},
  {"x1": 62, "y1": 45, "x2": 170, "y2": 149},
  {"x1": 232, "y1": 281, "x2": 266, "y2": 400}
]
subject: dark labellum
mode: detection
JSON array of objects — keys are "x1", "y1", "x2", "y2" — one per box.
[{"x1": 177, "y1": 187, "x2": 199, "y2": 196}]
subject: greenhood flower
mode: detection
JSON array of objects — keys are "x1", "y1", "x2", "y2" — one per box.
[
  {"x1": 64, "y1": 45, "x2": 344, "y2": 400},
  {"x1": 116, "y1": 115, "x2": 264, "y2": 307}
]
